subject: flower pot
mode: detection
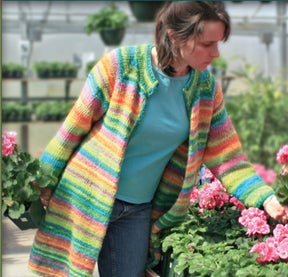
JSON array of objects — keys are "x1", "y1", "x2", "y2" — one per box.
[
  {"x1": 158, "y1": 250, "x2": 189, "y2": 277},
  {"x1": 129, "y1": 1, "x2": 164, "y2": 22},
  {"x1": 2, "y1": 71, "x2": 24, "y2": 78},
  {"x1": 211, "y1": 67, "x2": 226, "y2": 78},
  {"x1": 99, "y1": 27, "x2": 126, "y2": 46},
  {"x1": 4, "y1": 199, "x2": 45, "y2": 230},
  {"x1": 37, "y1": 69, "x2": 51, "y2": 78}
]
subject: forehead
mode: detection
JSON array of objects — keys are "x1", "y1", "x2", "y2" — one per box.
[{"x1": 199, "y1": 21, "x2": 225, "y2": 42}]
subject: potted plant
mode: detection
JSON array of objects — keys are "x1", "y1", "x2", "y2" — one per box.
[
  {"x1": 129, "y1": 1, "x2": 164, "y2": 22},
  {"x1": 2, "y1": 103, "x2": 32, "y2": 122},
  {"x1": 33, "y1": 61, "x2": 79, "y2": 78},
  {"x1": 2, "y1": 103, "x2": 16, "y2": 122},
  {"x1": 2, "y1": 63, "x2": 26, "y2": 78},
  {"x1": 50, "y1": 61, "x2": 64, "y2": 77},
  {"x1": 2, "y1": 130, "x2": 58, "y2": 230},
  {"x1": 86, "y1": 59, "x2": 99, "y2": 75},
  {"x1": 33, "y1": 61, "x2": 52, "y2": 78},
  {"x1": 84, "y1": 2, "x2": 129, "y2": 46},
  {"x1": 63, "y1": 62, "x2": 78, "y2": 78},
  {"x1": 210, "y1": 56, "x2": 227, "y2": 77},
  {"x1": 159, "y1": 157, "x2": 288, "y2": 276},
  {"x1": 35, "y1": 101, "x2": 73, "y2": 121}
]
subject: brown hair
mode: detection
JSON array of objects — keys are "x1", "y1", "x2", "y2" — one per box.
[{"x1": 154, "y1": 1, "x2": 231, "y2": 76}]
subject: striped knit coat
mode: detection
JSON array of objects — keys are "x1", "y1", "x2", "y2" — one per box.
[{"x1": 28, "y1": 44, "x2": 274, "y2": 277}]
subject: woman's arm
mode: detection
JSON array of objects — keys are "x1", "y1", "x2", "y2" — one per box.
[{"x1": 202, "y1": 82, "x2": 275, "y2": 208}]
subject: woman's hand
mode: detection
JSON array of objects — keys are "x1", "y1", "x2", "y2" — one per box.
[
  {"x1": 33, "y1": 180, "x2": 53, "y2": 207},
  {"x1": 263, "y1": 195, "x2": 288, "y2": 224}
]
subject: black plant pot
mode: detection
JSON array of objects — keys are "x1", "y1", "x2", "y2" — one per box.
[
  {"x1": 37, "y1": 69, "x2": 51, "y2": 78},
  {"x1": 4, "y1": 199, "x2": 46, "y2": 230},
  {"x1": 129, "y1": 1, "x2": 164, "y2": 22},
  {"x1": 100, "y1": 27, "x2": 126, "y2": 46},
  {"x1": 2, "y1": 71, "x2": 24, "y2": 78}
]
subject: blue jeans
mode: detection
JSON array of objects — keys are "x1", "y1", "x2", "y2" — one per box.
[{"x1": 98, "y1": 199, "x2": 152, "y2": 277}]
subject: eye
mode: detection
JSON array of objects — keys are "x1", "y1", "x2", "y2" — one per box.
[{"x1": 202, "y1": 42, "x2": 213, "y2": 47}]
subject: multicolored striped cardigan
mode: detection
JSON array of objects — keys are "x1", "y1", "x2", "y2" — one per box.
[{"x1": 28, "y1": 44, "x2": 274, "y2": 277}]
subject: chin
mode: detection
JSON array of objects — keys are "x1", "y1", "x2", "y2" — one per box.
[{"x1": 195, "y1": 66, "x2": 208, "y2": 72}]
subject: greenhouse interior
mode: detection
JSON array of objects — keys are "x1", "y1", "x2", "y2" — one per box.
[{"x1": 2, "y1": 1, "x2": 288, "y2": 277}]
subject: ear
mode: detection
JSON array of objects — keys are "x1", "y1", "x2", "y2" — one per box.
[{"x1": 167, "y1": 29, "x2": 176, "y2": 44}]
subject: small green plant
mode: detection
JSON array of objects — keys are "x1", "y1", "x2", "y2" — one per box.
[
  {"x1": 2, "y1": 103, "x2": 32, "y2": 122},
  {"x1": 211, "y1": 56, "x2": 227, "y2": 71},
  {"x1": 84, "y1": 2, "x2": 129, "y2": 34},
  {"x1": 86, "y1": 59, "x2": 99, "y2": 74},
  {"x1": 2, "y1": 63, "x2": 26, "y2": 78},
  {"x1": 2, "y1": 131, "x2": 58, "y2": 219},
  {"x1": 33, "y1": 61, "x2": 78, "y2": 78},
  {"x1": 35, "y1": 101, "x2": 74, "y2": 121}
]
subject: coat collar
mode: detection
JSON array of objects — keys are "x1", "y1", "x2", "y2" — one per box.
[{"x1": 136, "y1": 44, "x2": 204, "y2": 115}]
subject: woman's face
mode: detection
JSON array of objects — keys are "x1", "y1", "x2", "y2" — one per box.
[{"x1": 172, "y1": 21, "x2": 225, "y2": 75}]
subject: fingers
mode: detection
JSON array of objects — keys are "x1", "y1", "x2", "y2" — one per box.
[
  {"x1": 32, "y1": 179, "x2": 53, "y2": 207},
  {"x1": 40, "y1": 187, "x2": 53, "y2": 207},
  {"x1": 263, "y1": 195, "x2": 288, "y2": 224},
  {"x1": 40, "y1": 197, "x2": 49, "y2": 207},
  {"x1": 282, "y1": 206, "x2": 288, "y2": 224},
  {"x1": 32, "y1": 179, "x2": 40, "y2": 189}
]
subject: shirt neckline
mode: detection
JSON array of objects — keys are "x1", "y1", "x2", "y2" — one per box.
[{"x1": 152, "y1": 63, "x2": 192, "y2": 82}]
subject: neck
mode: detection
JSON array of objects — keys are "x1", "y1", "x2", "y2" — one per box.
[
  {"x1": 172, "y1": 65, "x2": 190, "y2": 76},
  {"x1": 151, "y1": 46, "x2": 190, "y2": 77}
]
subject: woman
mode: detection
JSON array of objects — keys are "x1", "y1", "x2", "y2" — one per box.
[{"x1": 29, "y1": 2, "x2": 288, "y2": 277}]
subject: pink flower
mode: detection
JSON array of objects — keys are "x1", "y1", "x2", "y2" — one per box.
[
  {"x1": 277, "y1": 238, "x2": 288, "y2": 260},
  {"x1": 202, "y1": 167, "x2": 215, "y2": 181},
  {"x1": 273, "y1": 224, "x2": 288, "y2": 242},
  {"x1": 276, "y1": 144, "x2": 288, "y2": 165},
  {"x1": 197, "y1": 180, "x2": 229, "y2": 209},
  {"x1": 266, "y1": 237, "x2": 280, "y2": 256},
  {"x1": 253, "y1": 164, "x2": 277, "y2": 185},
  {"x1": 190, "y1": 187, "x2": 199, "y2": 204},
  {"x1": 230, "y1": 197, "x2": 245, "y2": 210},
  {"x1": 249, "y1": 242, "x2": 275, "y2": 262},
  {"x1": 239, "y1": 207, "x2": 269, "y2": 227},
  {"x1": 189, "y1": 245, "x2": 194, "y2": 252},
  {"x1": 246, "y1": 217, "x2": 270, "y2": 236},
  {"x1": 199, "y1": 197, "x2": 217, "y2": 209},
  {"x1": 2, "y1": 130, "x2": 17, "y2": 156}
]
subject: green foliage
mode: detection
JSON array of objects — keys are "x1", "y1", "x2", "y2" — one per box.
[
  {"x1": 211, "y1": 57, "x2": 227, "y2": 71},
  {"x1": 225, "y1": 61, "x2": 288, "y2": 170},
  {"x1": 271, "y1": 174, "x2": 288, "y2": 205},
  {"x1": 2, "y1": 147, "x2": 58, "y2": 219},
  {"x1": 84, "y1": 2, "x2": 129, "y2": 34},
  {"x1": 2, "y1": 103, "x2": 33, "y2": 122},
  {"x1": 2, "y1": 63, "x2": 26, "y2": 78},
  {"x1": 33, "y1": 61, "x2": 78, "y2": 78},
  {"x1": 35, "y1": 101, "x2": 74, "y2": 121},
  {"x1": 86, "y1": 59, "x2": 99, "y2": 74},
  {"x1": 160, "y1": 203, "x2": 287, "y2": 276}
]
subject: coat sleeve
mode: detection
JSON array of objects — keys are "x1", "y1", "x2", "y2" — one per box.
[
  {"x1": 202, "y1": 82, "x2": 275, "y2": 208},
  {"x1": 38, "y1": 54, "x2": 115, "y2": 189}
]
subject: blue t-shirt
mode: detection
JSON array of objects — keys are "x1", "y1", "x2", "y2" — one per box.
[{"x1": 116, "y1": 65, "x2": 191, "y2": 204}]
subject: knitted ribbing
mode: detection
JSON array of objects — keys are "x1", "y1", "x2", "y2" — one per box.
[{"x1": 28, "y1": 44, "x2": 274, "y2": 276}]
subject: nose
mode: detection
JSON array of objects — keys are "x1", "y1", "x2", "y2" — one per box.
[{"x1": 211, "y1": 44, "x2": 220, "y2": 58}]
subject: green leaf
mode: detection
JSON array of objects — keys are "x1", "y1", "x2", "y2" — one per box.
[
  {"x1": 8, "y1": 202, "x2": 26, "y2": 219},
  {"x1": 235, "y1": 265, "x2": 261, "y2": 277},
  {"x1": 26, "y1": 158, "x2": 40, "y2": 175},
  {"x1": 37, "y1": 163, "x2": 58, "y2": 188}
]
